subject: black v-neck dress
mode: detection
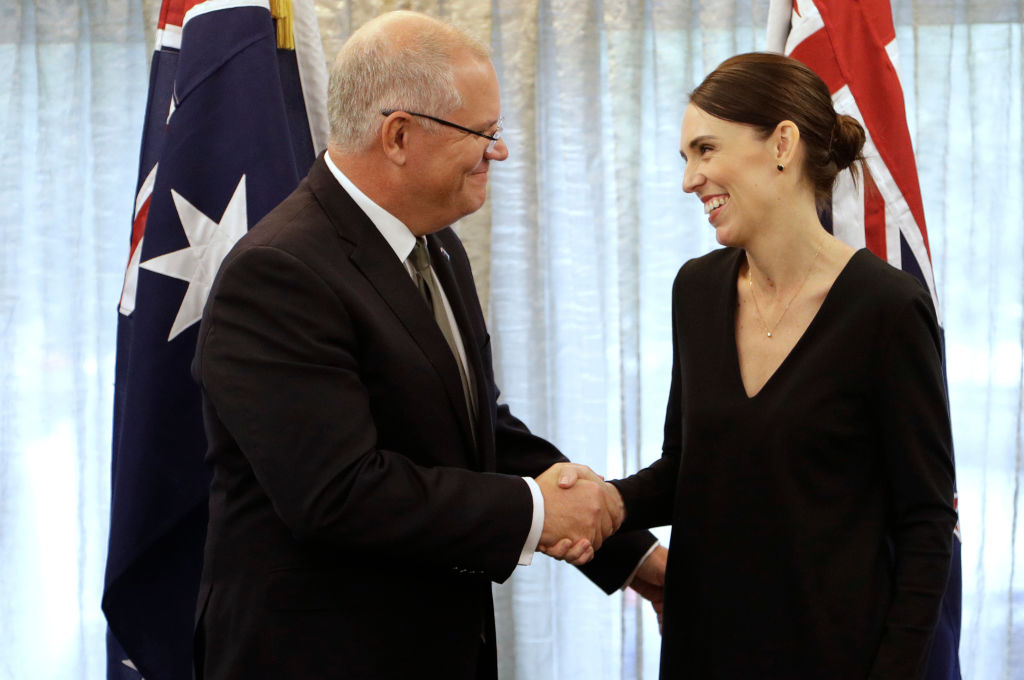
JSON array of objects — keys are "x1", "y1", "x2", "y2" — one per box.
[{"x1": 614, "y1": 247, "x2": 957, "y2": 679}]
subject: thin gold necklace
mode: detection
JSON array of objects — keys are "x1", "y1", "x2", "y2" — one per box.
[{"x1": 747, "y1": 245, "x2": 822, "y2": 338}]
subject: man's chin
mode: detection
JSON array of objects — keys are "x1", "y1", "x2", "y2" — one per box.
[{"x1": 462, "y1": 189, "x2": 489, "y2": 216}]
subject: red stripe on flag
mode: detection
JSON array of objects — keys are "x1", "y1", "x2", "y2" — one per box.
[
  {"x1": 863, "y1": 169, "x2": 887, "y2": 260},
  {"x1": 862, "y1": 0, "x2": 896, "y2": 45},
  {"x1": 813, "y1": 0, "x2": 929, "y2": 254},
  {"x1": 129, "y1": 198, "x2": 150, "y2": 262},
  {"x1": 158, "y1": 0, "x2": 205, "y2": 31},
  {"x1": 789, "y1": 27, "x2": 845, "y2": 94}
]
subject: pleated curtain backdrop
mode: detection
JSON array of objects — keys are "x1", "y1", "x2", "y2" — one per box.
[
  {"x1": 0, "y1": 1, "x2": 148, "y2": 676},
  {"x1": 0, "y1": 0, "x2": 1021, "y2": 678}
]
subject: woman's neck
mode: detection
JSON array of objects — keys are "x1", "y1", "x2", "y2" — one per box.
[{"x1": 742, "y1": 206, "x2": 830, "y2": 291}]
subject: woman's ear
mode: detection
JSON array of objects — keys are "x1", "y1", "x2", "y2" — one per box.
[{"x1": 773, "y1": 119, "x2": 800, "y2": 169}]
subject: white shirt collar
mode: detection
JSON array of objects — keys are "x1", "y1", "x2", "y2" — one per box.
[{"x1": 324, "y1": 151, "x2": 416, "y2": 263}]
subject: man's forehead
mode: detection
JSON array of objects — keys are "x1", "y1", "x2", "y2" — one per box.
[{"x1": 452, "y1": 58, "x2": 501, "y2": 116}]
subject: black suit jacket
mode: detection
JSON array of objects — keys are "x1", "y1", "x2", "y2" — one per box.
[{"x1": 192, "y1": 155, "x2": 656, "y2": 679}]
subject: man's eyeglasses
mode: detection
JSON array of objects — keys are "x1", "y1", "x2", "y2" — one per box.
[{"x1": 381, "y1": 109, "x2": 503, "y2": 153}]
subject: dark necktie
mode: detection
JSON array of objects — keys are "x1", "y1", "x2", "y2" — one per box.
[{"x1": 409, "y1": 240, "x2": 477, "y2": 438}]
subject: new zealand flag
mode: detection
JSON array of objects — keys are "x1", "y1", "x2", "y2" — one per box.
[{"x1": 103, "y1": 1, "x2": 327, "y2": 678}]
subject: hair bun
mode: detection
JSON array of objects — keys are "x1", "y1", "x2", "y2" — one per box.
[{"x1": 831, "y1": 114, "x2": 866, "y2": 170}]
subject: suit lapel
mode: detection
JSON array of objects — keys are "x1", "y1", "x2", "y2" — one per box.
[{"x1": 306, "y1": 157, "x2": 478, "y2": 457}]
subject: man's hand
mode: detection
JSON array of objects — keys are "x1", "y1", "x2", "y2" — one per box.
[
  {"x1": 551, "y1": 461, "x2": 626, "y2": 535},
  {"x1": 535, "y1": 463, "x2": 621, "y2": 565},
  {"x1": 630, "y1": 545, "x2": 667, "y2": 632}
]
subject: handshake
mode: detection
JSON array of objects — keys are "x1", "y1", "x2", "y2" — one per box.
[
  {"x1": 534, "y1": 462, "x2": 669, "y2": 630},
  {"x1": 534, "y1": 462, "x2": 625, "y2": 566}
]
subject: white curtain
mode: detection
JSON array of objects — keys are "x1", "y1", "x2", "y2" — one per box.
[
  {"x1": 902, "y1": 5, "x2": 1024, "y2": 677},
  {"x1": 0, "y1": 1, "x2": 148, "y2": 677},
  {"x1": 0, "y1": 1, "x2": 1020, "y2": 678}
]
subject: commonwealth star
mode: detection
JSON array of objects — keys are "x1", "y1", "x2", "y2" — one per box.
[{"x1": 140, "y1": 175, "x2": 249, "y2": 340}]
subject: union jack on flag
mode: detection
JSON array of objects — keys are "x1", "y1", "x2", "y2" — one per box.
[
  {"x1": 766, "y1": 1, "x2": 961, "y2": 678},
  {"x1": 102, "y1": 1, "x2": 328, "y2": 678}
]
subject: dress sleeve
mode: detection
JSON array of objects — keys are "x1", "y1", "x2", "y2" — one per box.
[{"x1": 868, "y1": 288, "x2": 958, "y2": 679}]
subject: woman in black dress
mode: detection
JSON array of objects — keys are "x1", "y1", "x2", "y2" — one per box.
[{"x1": 611, "y1": 53, "x2": 957, "y2": 679}]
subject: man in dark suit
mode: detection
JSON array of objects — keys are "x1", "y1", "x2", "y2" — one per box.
[{"x1": 192, "y1": 9, "x2": 660, "y2": 679}]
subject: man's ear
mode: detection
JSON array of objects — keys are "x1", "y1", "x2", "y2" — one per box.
[{"x1": 380, "y1": 112, "x2": 410, "y2": 166}]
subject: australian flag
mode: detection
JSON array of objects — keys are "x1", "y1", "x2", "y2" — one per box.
[
  {"x1": 766, "y1": 1, "x2": 962, "y2": 678},
  {"x1": 103, "y1": 1, "x2": 327, "y2": 678}
]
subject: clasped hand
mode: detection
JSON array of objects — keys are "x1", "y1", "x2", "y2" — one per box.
[{"x1": 534, "y1": 462, "x2": 625, "y2": 565}]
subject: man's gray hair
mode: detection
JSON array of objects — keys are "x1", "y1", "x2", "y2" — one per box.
[{"x1": 328, "y1": 12, "x2": 491, "y2": 153}]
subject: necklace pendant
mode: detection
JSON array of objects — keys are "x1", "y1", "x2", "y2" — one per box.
[{"x1": 747, "y1": 242, "x2": 823, "y2": 345}]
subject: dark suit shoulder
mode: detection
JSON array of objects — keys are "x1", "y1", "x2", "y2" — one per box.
[
  {"x1": 223, "y1": 156, "x2": 367, "y2": 267},
  {"x1": 238, "y1": 182, "x2": 335, "y2": 254}
]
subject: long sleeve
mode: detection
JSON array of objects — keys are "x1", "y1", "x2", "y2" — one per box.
[{"x1": 868, "y1": 288, "x2": 957, "y2": 679}]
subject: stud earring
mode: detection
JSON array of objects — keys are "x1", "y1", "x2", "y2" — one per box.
[{"x1": 777, "y1": 164, "x2": 784, "y2": 172}]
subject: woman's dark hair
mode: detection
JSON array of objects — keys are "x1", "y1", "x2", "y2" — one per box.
[{"x1": 689, "y1": 52, "x2": 865, "y2": 209}]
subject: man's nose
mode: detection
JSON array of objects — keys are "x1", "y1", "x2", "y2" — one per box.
[{"x1": 486, "y1": 137, "x2": 509, "y2": 161}]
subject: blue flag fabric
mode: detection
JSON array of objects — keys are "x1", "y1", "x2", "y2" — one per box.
[{"x1": 103, "y1": 2, "x2": 326, "y2": 678}]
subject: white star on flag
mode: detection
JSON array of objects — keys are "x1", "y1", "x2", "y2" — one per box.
[{"x1": 140, "y1": 174, "x2": 249, "y2": 340}]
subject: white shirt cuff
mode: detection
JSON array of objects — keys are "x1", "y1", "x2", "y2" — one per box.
[
  {"x1": 621, "y1": 540, "x2": 661, "y2": 590},
  {"x1": 518, "y1": 476, "x2": 545, "y2": 565}
]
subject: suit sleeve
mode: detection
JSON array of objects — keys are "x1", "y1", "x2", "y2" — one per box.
[
  {"x1": 868, "y1": 289, "x2": 957, "y2": 679},
  {"x1": 196, "y1": 244, "x2": 534, "y2": 583}
]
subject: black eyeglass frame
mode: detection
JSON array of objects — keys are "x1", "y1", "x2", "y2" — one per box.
[{"x1": 381, "y1": 109, "x2": 503, "y2": 152}]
